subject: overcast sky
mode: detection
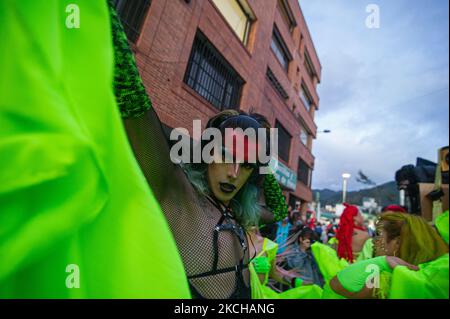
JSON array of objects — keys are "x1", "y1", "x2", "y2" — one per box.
[{"x1": 300, "y1": 0, "x2": 449, "y2": 191}]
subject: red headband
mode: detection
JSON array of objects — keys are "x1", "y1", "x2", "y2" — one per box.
[{"x1": 223, "y1": 129, "x2": 259, "y2": 163}]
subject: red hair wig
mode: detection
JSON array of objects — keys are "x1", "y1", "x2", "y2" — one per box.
[{"x1": 337, "y1": 203, "x2": 364, "y2": 262}]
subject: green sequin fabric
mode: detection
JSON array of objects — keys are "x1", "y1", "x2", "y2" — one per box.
[
  {"x1": 263, "y1": 173, "x2": 289, "y2": 223},
  {"x1": 108, "y1": 0, "x2": 152, "y2": 118}
]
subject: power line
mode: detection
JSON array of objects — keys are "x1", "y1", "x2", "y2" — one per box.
[{"x1": 375, "y1": 86, "x2": 449, "y2": 112}]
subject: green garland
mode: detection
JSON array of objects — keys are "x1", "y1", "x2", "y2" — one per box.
[
  {"x1": 108, "y1": 0, "x2": 152, "y2": 118},
  {"x1": 263, "y1": 173, "x2": 288, "y2": 223}
]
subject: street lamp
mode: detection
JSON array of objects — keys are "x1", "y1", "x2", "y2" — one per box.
[
  {"x1": 342, "y1": 173, "x2": 351, "y2": 203},
  {"x1": 317, "y1": 129, "x2": 331, "y2": 134}
]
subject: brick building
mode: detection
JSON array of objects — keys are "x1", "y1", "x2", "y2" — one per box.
[{"x1": 114, "y1": 0, "x2": 322, "y2": 217}]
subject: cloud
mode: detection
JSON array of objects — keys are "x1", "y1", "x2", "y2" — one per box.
[{"x1": 301, "y1": 0, "x2": 449, "y2": 191}]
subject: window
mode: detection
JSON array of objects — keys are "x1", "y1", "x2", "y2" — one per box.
[
  {"x1": 267, "y1": 68, "x2": 289, "y2": 100},
  {"x1": 300, "y1": 83, "x2": 313, "y2": 111},
  {"x1": 184, "y1": 31, "x2": 244, "y2": 110},
  {"x1": 275, "y1": 121, "x2": 291, "y2": 163},
  {"x1": 277, "y1": 0, "x2": 296, "y2": 32},
  {"x1": 304, "y1": 50, "x2": 317, "y2": 80},
  {"x1": 212, "y1": 0, "x2": 254, "y2": 44},
  {"x1": 297, "y1": 158, "x2": 311, "y2": 186},
  {"x1": 300, "y1": 125, "x2": 308, "y2": 146},
  {"x1": 113, "y1": 0, "x2": 152, "y2": 42},
  {"x1": 271, "y1": 26, "x2": 292, "y2": 71}
]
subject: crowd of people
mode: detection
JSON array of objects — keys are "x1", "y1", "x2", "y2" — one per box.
[
  {"x1": 256, "y1": 203, "x2": 449, "y2": 299},
  {"x1": 1, "y1": 1, "x2": 448, "y2": 300}
]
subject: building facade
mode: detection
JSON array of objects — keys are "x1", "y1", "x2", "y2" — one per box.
[{"x1": 114, "y1": 0, "x2": 322, "y2": 217}]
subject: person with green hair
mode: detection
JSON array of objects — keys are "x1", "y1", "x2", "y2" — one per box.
[
  {"x1": 163, "y1": 109, "x2": 275, "y2": 299},
  {"x1": 0, "y1": 0, "x2": 190, "y2": 298},
  {"x1": 325, "y1": 212, "x2": 448, "y2": 299}
]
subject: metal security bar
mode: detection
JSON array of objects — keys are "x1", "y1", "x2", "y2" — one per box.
[
  {"x1": 184, "y1": 31, "x2": 244, "y2": 110},
  {"x1": 297, "y1": 158, "x2": 311, "y2": 186},
  {"x1": 267, "y1": 68, "x2": 289, "y2": 100},
  {"x1": 113, "y1": 0, "x2": 152, "y2": 42}
]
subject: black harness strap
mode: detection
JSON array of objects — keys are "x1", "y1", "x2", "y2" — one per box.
[
  {"x1": 212, "y1": 214, "x2": 226, "y2": 272},
  {"x1": 187, "y1": 196, "x2": 250, "y2": 299}
]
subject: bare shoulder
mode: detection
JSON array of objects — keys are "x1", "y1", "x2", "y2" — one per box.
[{"x1": 353, "y1": 228, "x2": 370, "y2": 239}]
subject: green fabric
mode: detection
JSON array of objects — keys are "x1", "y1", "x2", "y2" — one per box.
[
  {"x1": 328, "y1": 237, "x2": 338, "y2": 246},
  {"x1": 294, "y1": 278, "x2": 304, "y2": 288},
  {"x1": 277, "y1": 284, "x2": 323, "y2": 299},
  {"x1": 108, "y1": 0, "x2": 152, "y2": 118},
  {"x1": 250, "y1": 238, "x2": 323, "y2": 299},
  {"x1": 0, "y1": 0, "x2": 190, "y2": 298},
  {"x1": 435, "y1": 211, "x2": 449, "y2": 245},
  {"x1": 321, "y1": 283, "x2": 346, "y2": 299},
  {"x1": 356, "y1": 238, "x2": 374, "y2": 262},
  {"x1": 252, "y1": 256, "x2": 271, "y2": 275},
  {"x1": 320, "y1": 257, "x2": 391, "y2": 299},
  {"x1": 374, "y1": 272, "x2": 392, "y2": 299},
  {"x1": 249, "y1": 262, "x2": 267, "y2": 299},
  {"x1": 255, "y1": 238, "x2": 278, "y2": 286},
  {"x1": 250, "y1": 238, "x2": 278, "y2": 299},
  {"x1": 336, "y1": 256, "x2": 391, "y2": 293},
  {"x1": 389, "y1": 253, "x2": 449, "y2": 299},
  {"x1": 263, "y1": 174, "x2": 288, "y2": 223},
  {"x1": 311, "y1": 242, "x2": 349, "y2": 283}
]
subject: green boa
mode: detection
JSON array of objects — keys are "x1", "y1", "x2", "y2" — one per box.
[{"x1": 263, "y1": 174, "x2": 289, "y2": 223}]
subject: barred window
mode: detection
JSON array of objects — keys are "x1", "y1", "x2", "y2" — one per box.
[
  {"x1": 300, "y1": 83, "x2": 313, "y2": 111},
  {"x1": 184, "y1": 31, "x2": 244, "y2": 110},
  {"x1": 275, "y1": 121, "x2": 291, "y2": 163},
  {"x1": 266, "y1": 68, "x2": 289, "y2": 100},
  {"x1": 277, "y1": 0, "x2": 296, "y2": 32},
  {"x1": 113, "y1": 0, "x2": 152, "y2": 42},
  {"x1": 271, "y1": 26, "x2": 292, "y2": 71},
  {"x1": 297, "y1": 158, "x2": 311, "y2": 186},
  {"x1": 304, "y1": 50, "x2": 317, "y2": 81}
]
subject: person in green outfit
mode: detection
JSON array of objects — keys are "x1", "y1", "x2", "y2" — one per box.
[
  {"x1": 356, "y1": 205, "x2": 409, "y2": 263},
  {"x1": 327, "y1": 212, "x2": 448, "y2": 299},
  {"x1": 0, "y1": 0, "x2": 190, "y2": 298},
  {"x1": 388, "y1": 210, "x2": 449, "y2": 299}
]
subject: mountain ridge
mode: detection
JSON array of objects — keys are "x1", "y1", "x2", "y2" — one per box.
[{"x1": 313, "y1": 181, "x2": 399, "y2": 207}]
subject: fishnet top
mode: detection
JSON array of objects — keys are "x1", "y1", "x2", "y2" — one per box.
[{"x1": 124, "y1": 113, "x2": 251, "y2": 299}]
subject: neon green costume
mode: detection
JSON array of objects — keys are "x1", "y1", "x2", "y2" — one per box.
[
  {"x1": 356, "y1": 238, "x2": 374, "y2": 262},
  {"x1": 388, "y1": 211, "x2": 449, "y2": 299},
  {"x1": 311, "y1": 242, "x2": 349, "y2": 283},
  {"x1": 250, "y1": 238, "x2": 322, "y2": 299},
  {"x1": 436, "y1": 211, "x2": 449, "y2": 245},
  {"x1": 310, "y1": 242, "x2": 349, "y2": 299},
  {"x1": 318, "y1": 212, "x2": 450, "y2": 299},
  {"x1": 389, "y1": 253, "x2": 449, "y2": 299},
  {"x1": 0, "y1": 0, "x2": 190, "y2": 298}
]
